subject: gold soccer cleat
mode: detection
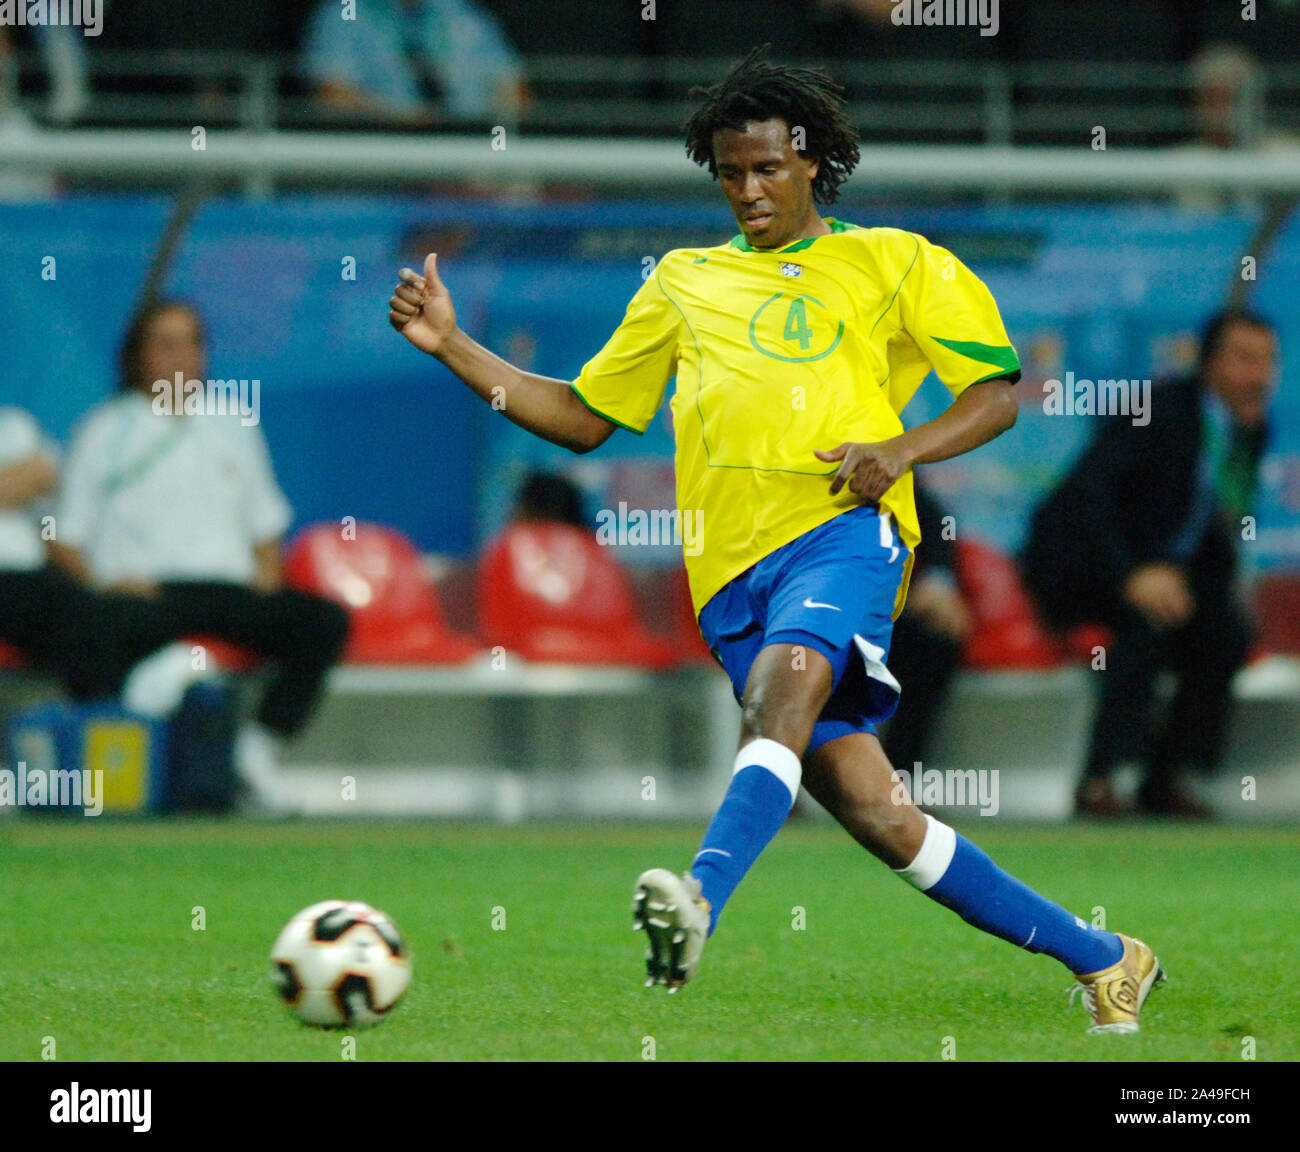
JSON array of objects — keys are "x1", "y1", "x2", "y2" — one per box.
[{"x1": 1069, "y1": 934, "x2": 1166, "y2": 1034}]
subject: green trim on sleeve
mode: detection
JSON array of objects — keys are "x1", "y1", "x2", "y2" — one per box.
[
  {"x1": 969, "y1": 366, "x2": 1022, "y2": 386},
  {"x1": 932, "y1": 337, "x2": 1022, "y2": 378},
  {"x1": 568, "y1": 380, "x2": 645, "y2": 436}
]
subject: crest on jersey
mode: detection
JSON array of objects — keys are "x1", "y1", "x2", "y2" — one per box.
[{"x1": 779, "y1": 263, "x2": 803, "y2": 277}]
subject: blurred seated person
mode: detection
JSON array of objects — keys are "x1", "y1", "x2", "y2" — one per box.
[
  {"x1": 514, "y1": 469, "x2": 587, "y2": 528},
  {"x1": 0, "y1": 27, "x2": 56, "y2": 202},
  {"x1": 1188, "y1": 44, "x2": 1264, "y2": 151},
  {"x1": 0, "y1": 21, "x2": 89, "y2": 126},
  {"x1": 1173, "y1": 44, "x2": 1300, "y2": 210},
  {"x1": 1022, "y1": 309, "x2": 1275, "y2": 819},
  {"x1": 880, "y1": 479, "x2": 971, "y2": 775},
  {"x1": 302, "y1": 0, "x2": 530, "y2": 126},
  {"x1": 0, "y1": 406, "x2": 181, "y2": 699},
  {"x1": 49, "y1": 301, "x2": 350, "y2": 811}
]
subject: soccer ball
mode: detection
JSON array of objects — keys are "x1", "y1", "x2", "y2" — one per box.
[{"x1": 270, "y1": 900, "x2": 412, "y2": 1027}]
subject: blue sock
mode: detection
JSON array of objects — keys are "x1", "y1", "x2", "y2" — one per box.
[
  {"x1": 897, "y1": 815, "x2": 1125, "y2": 975},
  {"x1": 691, "y1": 739, "x2": 801, "y2": 935}
]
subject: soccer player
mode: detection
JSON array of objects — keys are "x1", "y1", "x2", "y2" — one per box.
[{"x1": 388, "y1": 48, "x2": 1164, "y2": 1033}]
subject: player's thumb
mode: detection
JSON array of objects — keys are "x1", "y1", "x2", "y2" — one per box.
[
  {"x1": 423, "y1": 252, "x2": 439, "y2": 284},
  {"x1": 814, "y1": 444, "x2": 848, "y2": 462}
]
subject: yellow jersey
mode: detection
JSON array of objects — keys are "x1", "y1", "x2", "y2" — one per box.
[{"x1": 571, "y1": 219, "x2": 1020, "y2": 617}]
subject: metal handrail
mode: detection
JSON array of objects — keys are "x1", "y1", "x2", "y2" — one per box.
[
  {"x1": 10, "y1": 50, "x2": 1295, "y2": 144},
  {"x1": 4, "y1": 131, "x2": 1300, "y2": 194}
]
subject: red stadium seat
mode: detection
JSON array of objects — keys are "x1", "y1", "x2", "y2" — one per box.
[
  {"x1": 479, "y1": 521, "x2": 679, "y2": 668},
  {"x1": 185, "y1": 636, "x2": 262, "y2": 672},
  {"x1": 1257, "y1": 572, "x2": 1300, "y2": 656},
  {"x1": 953, "y1": 537, "x2": 1064, "y2": 669},
  {"x1": 1, "y1": 632, "x2": 260, "y2": 674},
  {"x1": 284, "y1": 523, "x2": 482, "y2": 664},
  {"x1": 667, "y1": 565, "x2": 716, "y2": 667},
  {"x1": 1063, "y1": 621, "x2": 1112, "y2": 663},
  {"x1": 1, "y1": 632, "x2": 261, "y2": 674}
]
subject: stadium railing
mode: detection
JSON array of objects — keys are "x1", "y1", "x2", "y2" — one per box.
[
  {"x1": 6, "y1": 129, "x2": 1300, "y2": 199},
  {"x1": 11, "y1": 50, "x2": 1300, "y2": 145}
]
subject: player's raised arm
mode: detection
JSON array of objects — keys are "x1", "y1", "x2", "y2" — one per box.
[{"x1": 388, "y1": 253, "x2": 616, "y2": 454}]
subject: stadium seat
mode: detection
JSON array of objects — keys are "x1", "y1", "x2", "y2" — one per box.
[
  {"x1": 0, "y1": 632, "x2": 260, "y2": 674},
  {"x1": 953, "y1": 537, "x2": 1064, "y2": 669},
  {"x1": 1063, "y1": 621, "x2": 1112, "y2": 664},
  {"x1": 185, "y1": 637, "x2": 262, "y2": 673},
  {"x1": 1257, "y1": 573, "x2": 1300, "y2": 656},
  {"x1": 667, "y1": 565, "x2": 716, "y2": 667},
  {"x1": 284, "y1": 523, "x2": 482, "y2": 665},
  {"x1": 479, "y1": 522, "x2": 678, "y2": 669},
  {"x1": 0, "y1": 634, "x2": 262, "y2": 674}
]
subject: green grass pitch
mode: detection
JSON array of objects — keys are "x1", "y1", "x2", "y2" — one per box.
[{"x1": 2, "y1": 818, "x2": 1296, "y2": 1062}]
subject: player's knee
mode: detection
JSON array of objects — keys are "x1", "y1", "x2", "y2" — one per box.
[
  {"x1": 869, "y1": 790, "x2": 916, "y2": 835},
  {"x1": 739, "y1": 650, "x2": 833, "y2": 750},
  {"x1": 858, "y1": 793, "x2": 923, "y2": 861},
  {"x1": 739, "y1": 693, "x2": 817, "y2": 754}
]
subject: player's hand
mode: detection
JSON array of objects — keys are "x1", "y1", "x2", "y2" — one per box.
[
  {"x1": 1123, "y1": 562, "x2": 1194, "y2": 629},
  {"x1": 389, "y1": 253, "x2": 457, "y2": 356},
  {"x1": 815, "y1": 439, "x2": 912, "y2": 502}
]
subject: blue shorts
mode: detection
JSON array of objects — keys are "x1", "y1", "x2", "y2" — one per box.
[{"x1": 698, "y1": 505, "x2": 910, "y2": 755}]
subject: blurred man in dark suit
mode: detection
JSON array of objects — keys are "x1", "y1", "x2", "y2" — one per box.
[{"x1": 1022, "y1": 309, "x2": 1275, "y2": 819}]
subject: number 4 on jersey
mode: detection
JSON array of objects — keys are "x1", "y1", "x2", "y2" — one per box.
[{"x1": 783, "y1": 297, "x2": 813, "y2": 350}]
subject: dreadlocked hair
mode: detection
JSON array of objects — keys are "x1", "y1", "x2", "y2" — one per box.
[{"x1": 683, "y1": 45, "x2": 860, "y2": 205}]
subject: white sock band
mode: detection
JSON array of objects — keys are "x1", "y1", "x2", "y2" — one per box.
[
  {"x1": 734, "y1": 738, "x2": 802, "y2": 806},
  {"x1": 894, "y1": 813, "x2": 957, "y2": 891}
]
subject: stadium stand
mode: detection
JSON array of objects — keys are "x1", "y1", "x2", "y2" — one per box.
[
  {"x1": 1, "y1": 3, "x2": 1298, "y2": 822},
  {"x1": 4, "y1": 1, "x2": 1298, "y2": 144}
]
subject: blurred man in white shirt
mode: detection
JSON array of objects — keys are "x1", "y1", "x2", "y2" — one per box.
[
  {"x1": 50, "y1": 302, "x2": 350, "y2": 810},
  {"x1": 0, "y1": 406, "x2": 179, "y2": 699}
]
